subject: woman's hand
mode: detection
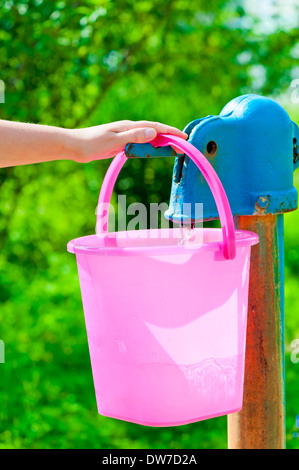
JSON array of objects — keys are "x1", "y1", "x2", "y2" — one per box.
[{"x1": 67, "y1": 120, "x2": 187, "y2": 162}]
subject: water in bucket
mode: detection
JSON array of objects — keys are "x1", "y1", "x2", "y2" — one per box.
[{"x1": 67, "y1": 134, "x2": 259, "y2": 427}]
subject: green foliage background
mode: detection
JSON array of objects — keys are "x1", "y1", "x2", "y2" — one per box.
[{"x1": 0, "y1": 0, "x2": 299, "y2": 449}]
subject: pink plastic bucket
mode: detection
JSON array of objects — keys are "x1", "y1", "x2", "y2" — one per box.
[{"x1": 67, "y1": 135, "x2": 259, "y2": 427}]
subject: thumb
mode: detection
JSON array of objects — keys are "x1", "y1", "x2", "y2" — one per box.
[{"x1": 117, "y1": 127, "x2": 157, "y2": 146}]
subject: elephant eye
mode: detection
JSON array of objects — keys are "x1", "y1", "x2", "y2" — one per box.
[{"x1": 206, "y1": 141, "x2": 217, "y2": 156}]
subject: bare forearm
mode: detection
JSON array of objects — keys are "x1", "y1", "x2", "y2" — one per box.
[
  {"x1": 0, "y1": 120, "x2": 75, "y2": 168},
  {"x1": 0, "y1": 119, "x2": 187, "y2": 168}
]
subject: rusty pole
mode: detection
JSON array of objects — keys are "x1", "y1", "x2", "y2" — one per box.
[{"x1": 227, "y1": 214, "x2": 285, "y2": 449}]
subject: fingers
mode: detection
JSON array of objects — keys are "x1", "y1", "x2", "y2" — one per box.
[
  {"x1": 116, "y1": 127, "x2": 186, "y2": 154},
  {"x1": 117, "y1": 127, "x2": 158, "y2": 146},
  {"x1": 112, "y1": 120, "x2": 188, "y2": 139}
]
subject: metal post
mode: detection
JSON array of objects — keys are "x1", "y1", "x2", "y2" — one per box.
[{"x1": 227, "y1": 214, "x2": 285, "y2": 449}]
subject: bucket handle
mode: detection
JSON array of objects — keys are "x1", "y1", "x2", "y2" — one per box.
[{"x1": 97, "y1": 134, "x2": 236, "y2": 260}]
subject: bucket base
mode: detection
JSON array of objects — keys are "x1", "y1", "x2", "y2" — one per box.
[{"x1": 98, "y1": 407, "x2": 242, "y2": 427}]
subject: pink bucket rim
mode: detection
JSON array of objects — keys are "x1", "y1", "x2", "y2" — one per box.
[{"x1": 67, "y1": 227, "x2": 259, "y2": 257}]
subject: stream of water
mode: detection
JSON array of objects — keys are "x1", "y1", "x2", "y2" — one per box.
[{"x1": 178, "y1": 226, "x2": 193, "y2": 245}]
